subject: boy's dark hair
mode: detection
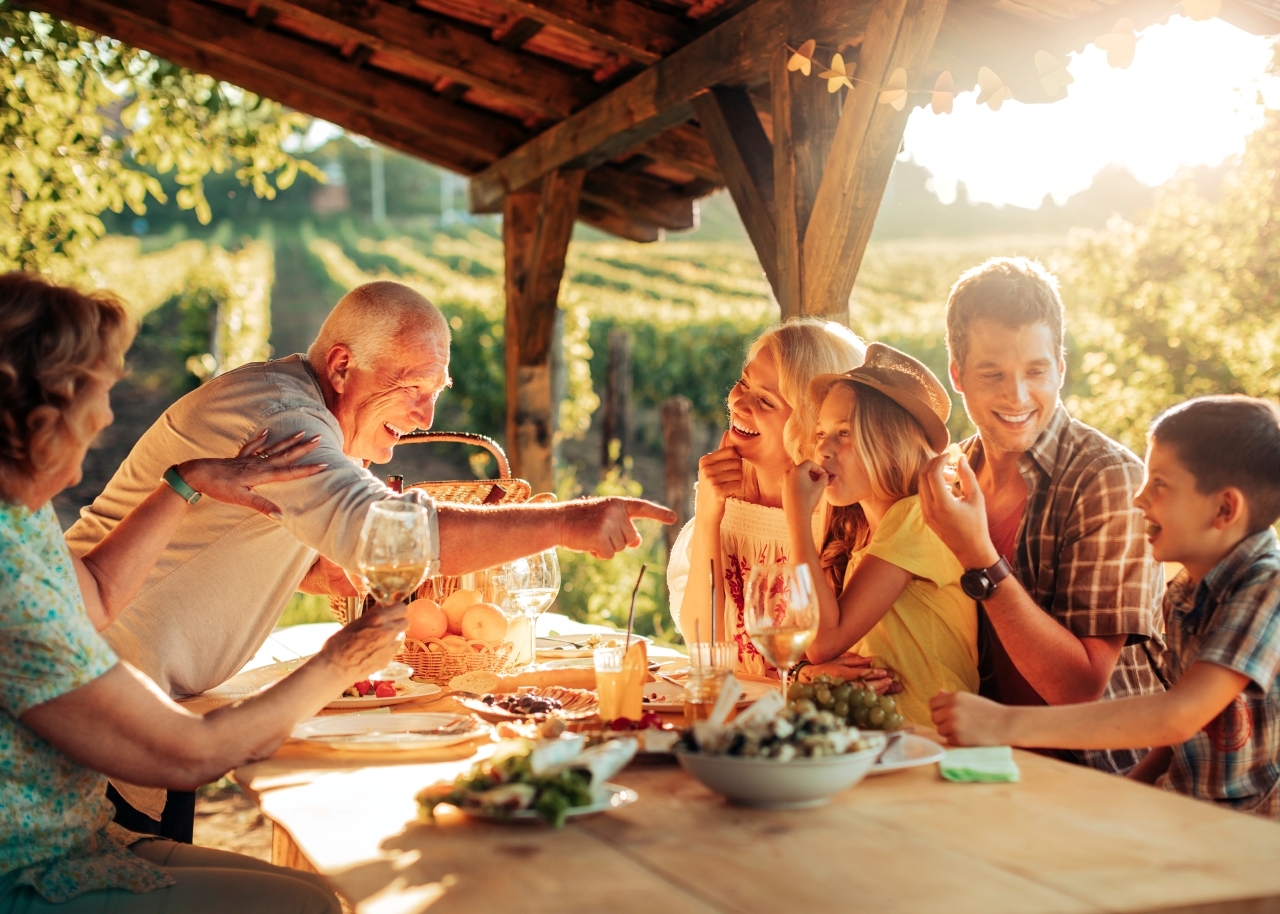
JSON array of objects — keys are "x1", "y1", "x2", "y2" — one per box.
[
  {"x1": 946, "y1": 257, "x2": 1065, "y2": 370},
  {"x1": 1150, "y1": 396, "x2": 1280, "y2": 533}
]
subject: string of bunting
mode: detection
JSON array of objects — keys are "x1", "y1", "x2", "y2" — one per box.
[{"x1": 785, "y1": 0, "x2": 1221, "y2": 113}]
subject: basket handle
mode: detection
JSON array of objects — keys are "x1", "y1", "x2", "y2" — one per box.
[{"x1": 396, "y1": 431, "x2": 511, "y2": 477}]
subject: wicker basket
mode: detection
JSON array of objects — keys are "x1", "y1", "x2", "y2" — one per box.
[{"x1": 329, "y1": 431, "x2": 530, "y2": 685}]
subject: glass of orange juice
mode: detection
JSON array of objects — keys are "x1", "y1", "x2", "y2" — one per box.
[{"x1": 594, "y1": 642, "x2": 645, "y2": 721}]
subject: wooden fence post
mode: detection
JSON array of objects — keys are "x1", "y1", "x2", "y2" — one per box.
[
  {"x1": 601, "y1": 328, "x2": 632, "y2": 470},
  {"x1": 661, "y1": 395, "x2": 694, "y2": 550}
]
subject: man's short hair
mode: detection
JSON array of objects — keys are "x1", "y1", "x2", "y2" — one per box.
[
  {"x1": 307, "y1": 281, "x2": 449, "y2": 370},
  {"x1": 946, "y1": 257, "x2": 1065, "y2": 370},
  {"x1": 1150, "y1": 395, "x2": 1280, "y2": 533}
]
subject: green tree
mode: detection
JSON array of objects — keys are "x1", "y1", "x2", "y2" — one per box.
[{"x1": 0, "y1": 5, "x2": 320, "y2": 271}]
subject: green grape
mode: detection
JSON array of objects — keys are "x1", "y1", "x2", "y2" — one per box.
[
  {"x1": 884, "y1": 713, "x2": 905, "y2": 731},
  {"x1": 853, "y1": 706, "x2": 871, "y2": 727},
  {"x1": 813, "y1": 686, "x2": 833, "y2": 707},
  {"x1": 861, "y1": 690, "x2": 879, "y2": 708},
  {"x1": 793, "y1": 699, "x2": 817, "y2": 715},
  {"x1": 868, "y1": 707, "x2": 886, "y2": 727},
  {"x1": 833, "y1": 684, "x2": 852, "y2": 704},
  {"x1": 832, "y1": 700, "x2": 849, "y2": 718},
  {"x1": 877, "y1": 695, "x2": 896, "y2": 713},
  {"x1": 796, "y1": 684, "x2": 815, "y2": 701},
  {"x1": 787, "y1": 680, "x2": 807, "y2": 702}
]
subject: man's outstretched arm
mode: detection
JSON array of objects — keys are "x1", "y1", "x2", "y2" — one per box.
[{"x1": 436, "y1": 498, "x2": 677, "y2": 576}]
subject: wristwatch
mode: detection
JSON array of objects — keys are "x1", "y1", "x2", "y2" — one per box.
[
  {"x1": 162, "y1": 465, "x2": 202, "y2": 505},
  {"x1": 960, "y1": 555, "x2": 1012, "y2": 601}
]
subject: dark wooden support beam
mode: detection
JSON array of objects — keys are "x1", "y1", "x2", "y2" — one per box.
[
  {"x1": 692, "y1": 86, "x2": 779, "y2": 295},
  {"x1": 582, "y1": 168, "x2": 696, "y2": 232},
  {"x1": 29, "y1": 0, "x2": 496, "y2": 173},
  {"x1": 485, "y1": 0, "x2": 691, "y2": 65},
  {"x1": 469, "y1": 0, "x2": 876, "y2": 212},
  {"x1": 504, "y1": 168, "x2": 585, "y2": 493},
  {"x1": 36, "y1": 0, "x2": 526, "y2": 164},
  {"x1": 254, "y1": 0, "x2": 594, "y2": 119},
  {"x1": 803, "y1": 0, "x2": 949, "y2": 316},
  {"x1": 495, "y1": 16, "x2": 544, "y2": 49},
  {"x1": 577, "y1": 201, "x2": 662, "y2": 243},
  {"x1": 633, "y1": 123, "x2": 724, "y2": 185}
]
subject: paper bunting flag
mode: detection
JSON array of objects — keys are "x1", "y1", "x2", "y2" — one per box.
[
  {"x1": 931, "y1": 71, "x2": 954, "y2": 115},
  {"x1": 976, "y1": 67, "x2": 1014, "y2": 111},
  {"x1": 787, "y1": 39, "x2": 817, "y2": 77},
  {"x1": 818, "y1": 53, "x2": 854, "y2": 93},
  {"x1": 1182, "y1": 0, "x2": 1221, "y2": 19},
  {"x1": 1034, "y1": 51, "x2": 1074, "y2": 98},
  {"x1": 1094, "y1": 19, "x2": 1137, "y2": 69},
  {"x1": 878, "y1": 67, "x2": 909, "y2": 111}
]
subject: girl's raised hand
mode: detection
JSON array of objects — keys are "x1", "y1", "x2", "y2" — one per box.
[
  {"x1": 783, "y1": 460, "x2": 829, "y2": 517},
  {"x1": 696, "y1": 431, "x2": 744, "y2": 509}
]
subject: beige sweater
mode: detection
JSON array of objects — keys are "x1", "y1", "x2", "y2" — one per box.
[{"x1": 66, "y1": 355, "x2": 437, "y2": 699}]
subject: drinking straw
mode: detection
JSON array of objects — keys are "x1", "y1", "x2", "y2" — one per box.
[
  {"x1": 625, "y1": 563, "x2": 647, "y2": 651},
  {"x1": 709, "y1": 559, "x2": 717, "y2": 643}
]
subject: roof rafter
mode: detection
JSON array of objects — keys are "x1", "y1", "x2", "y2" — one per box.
[{"x1": 484, "y1": 0, "x2": 693, "y2": 65}]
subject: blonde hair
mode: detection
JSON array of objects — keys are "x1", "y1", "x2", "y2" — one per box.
[
  {"x1": 745, "y1": 317, "x2": 866, "y2": 463},
  {"x1": 819, "y1": 381, "x2": 937, "y2": 595},
  {"x1": 307, "y1": 281, "x2": 449, "y2": 370},
  {"x1": 0, "y1": 273, "x2": 134, "y2": 501}
]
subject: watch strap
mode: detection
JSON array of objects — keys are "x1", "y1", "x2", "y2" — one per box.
[
  {"x1": 985, "y1": 555, "x2": 1013, "y2": 586},
  {"x1": 162, "y1": 465, "x2": 202, "y2": 505}
]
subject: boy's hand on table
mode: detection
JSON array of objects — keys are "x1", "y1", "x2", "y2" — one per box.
[{"x1": 930, "y1": 689, "x2": 1011, "y2": 746}]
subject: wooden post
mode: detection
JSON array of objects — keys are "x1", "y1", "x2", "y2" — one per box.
[
  {"x1": 661, "y1": 395, "x2": 694, "y2": 551},
  {"x1": 503, "y1": 167, "x2": 584, "y2": 494},
  {"x1": 600, "y1": 328, "x2": 632, "y2": 471}
]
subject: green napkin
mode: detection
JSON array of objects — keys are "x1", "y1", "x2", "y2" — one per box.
[{"x1": 940, "y1": 746, "x2": 1020, "y2": 783}]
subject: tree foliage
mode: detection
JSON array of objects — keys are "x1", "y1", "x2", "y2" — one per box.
[{"x1": 0, "y1": 6, "x2": 320, "y2": 270}]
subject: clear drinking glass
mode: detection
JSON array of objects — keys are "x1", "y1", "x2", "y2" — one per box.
[
  {"x1": 355, "y1": 501, "x2": 433, "y2": 618},
  {"x1": 743, "y1": 563, "x2": 820, "y2": 699},
  {"x1": 502, "y1": 549, "x2": 561, "y2": 669}
]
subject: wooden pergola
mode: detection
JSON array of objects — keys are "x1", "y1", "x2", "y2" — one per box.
[{"x1": 33, "y1": 0, "x2": 1280, "y2": 493}]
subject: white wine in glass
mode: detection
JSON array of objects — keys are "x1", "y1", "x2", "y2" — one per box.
[
  {"x1": 744, "y1": 563, "x2": 820, "y2": 699},
  {"x1": 499, "y1": 550, "x2": 560, "y2": 668},
  {"x1": 356, "y1": 501, "x2": 434, "y2": 614}
]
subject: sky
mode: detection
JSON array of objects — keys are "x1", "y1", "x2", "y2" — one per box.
[{"x1": 902, "y1": 16, "x2": 1280, "y2": 208}]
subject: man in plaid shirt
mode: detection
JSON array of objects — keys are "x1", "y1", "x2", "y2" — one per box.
[
  {"x1": 932, "y1": 396, "x2": 1280, "y2": 818},
  {"x1": 918, "y1": 258, "x2": 1164, "y2": 775}
]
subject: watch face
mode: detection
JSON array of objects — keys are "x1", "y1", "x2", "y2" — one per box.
[{"x1": 960, "y1": 569, "x2": 991, "y2": 601}]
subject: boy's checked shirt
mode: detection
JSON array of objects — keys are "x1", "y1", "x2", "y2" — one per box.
[{"x1": 1160, "y1": 528, "x2": 1280, "y2": 819}]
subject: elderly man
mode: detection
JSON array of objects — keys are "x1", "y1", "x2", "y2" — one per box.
[
  {"x1": 68, "y1": 281, "x2": 673, "y2": 700},
  {"x1": 918, "y1": 258, "x2": 1164, "y2": 776}
]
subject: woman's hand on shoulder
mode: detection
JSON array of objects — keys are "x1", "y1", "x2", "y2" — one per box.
[
  {"x1": 696, "y1": 431, "x2": 743, "y2": 510},
  {"x1": 783, "y1": 460, "x2": 828, "y2": 518},
  {"x1": 177, "y1": 429, "x2": 327, "y2": 518}
]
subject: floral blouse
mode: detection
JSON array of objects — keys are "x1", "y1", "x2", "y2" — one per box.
[{"x1": 0, "y1": 500, "x2": 171, "y2": 903}]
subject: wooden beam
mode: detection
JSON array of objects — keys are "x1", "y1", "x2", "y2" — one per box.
[
  {"x1": 29, "y1": 0, "x2": 495, "y2": 173},
  {"x1": 468, "y1": 0, "x2": 876, "y2": 212},
  {"x1": 633, "y1": 123, "x2": 724, "y2": 185},
  {"x1": 485, "y1": 0, "x2": 692, "y2": 65},
  {"x1": 691, "y1": 86, "x2": 778, "y2": 295},
  {"x1": 39, "y1": 0, "x2": 526, "y2": 163},
  {"x1": 803, "y1": 0, "x2": 949, "y2": 316},
  {"x1": 577, "y1": 200, "x2": 662, "y2": 243},
  {"x1": 253, "y1": 0, "x2": 596, "y2": 119},
  {"x1": 581, "y1": 167, "x2": 696, "y2": 231},
  {"x1": 504, "y1": 168, "x2": 584, "y2": 493}
]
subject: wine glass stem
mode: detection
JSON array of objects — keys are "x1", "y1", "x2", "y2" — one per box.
[
  {"x1": 527, "y1": 612, "x2": 538, "y2": 670},
  {"x1": 779, "y1": 665, "x2": 791, "y2": 702}
]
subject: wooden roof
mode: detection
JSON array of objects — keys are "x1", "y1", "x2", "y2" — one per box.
[{"x1": 32, "y1": 0, "x2": 1280, "y2": 242}]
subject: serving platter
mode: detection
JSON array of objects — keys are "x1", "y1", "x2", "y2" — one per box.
[
  {"x1": 324, "y1": 681, "x2": 441, "y2": 710},
  {"x1": 464, "y1": 783, "x2": 639, "y2": 822},
  {"x1": 640, "y1": 679, "x2": 776, "y2": 711},
  {"x1": 291, "y1": 712, "x2": 487, "y2": 750},
  {"x1": 456, "y1": 687, "x2": 600, "y2": 722},
  {"x1": 867, "y1": 733, "x2": 946, "y2": 774}
]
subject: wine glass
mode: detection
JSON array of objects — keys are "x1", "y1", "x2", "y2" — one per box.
[
  {"x1": 355, "y1": 501, "x2": 434, "y2": 618},
  {"x1": 503, "y1": 549, "x2": 561, "y2": 669},
  {"x1": 743, "y1": 563, "x2": 820, "y2": 699}
]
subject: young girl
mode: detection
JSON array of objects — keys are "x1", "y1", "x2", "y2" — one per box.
[
  {"x1": 669, "y1": 318, "x2": 889, "y2": 683},
  {"x1": 783, "y1": 343, "x2": 979, "y2": 726}
]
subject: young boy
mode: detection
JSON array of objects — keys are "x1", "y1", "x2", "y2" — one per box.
[{"x1": 931, "y1": 395, "x2": 1280, "y2": 818}]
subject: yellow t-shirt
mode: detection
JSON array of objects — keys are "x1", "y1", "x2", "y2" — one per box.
[{"x1": 844, "y1": 495, "x2": 979, "y2": 727}]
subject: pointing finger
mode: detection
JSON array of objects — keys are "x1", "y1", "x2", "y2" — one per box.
[{"x1": 623, "y1": 499, "x2": 678, "y2": 524}]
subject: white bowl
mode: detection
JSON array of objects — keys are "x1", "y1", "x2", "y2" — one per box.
[{"x1": 675, "y1": 743, "x2": 884, "y2": 809}]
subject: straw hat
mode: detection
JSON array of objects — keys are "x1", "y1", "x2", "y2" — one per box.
[{"x1": 811, "y1": 342, "x2": 951, "y2": 452}]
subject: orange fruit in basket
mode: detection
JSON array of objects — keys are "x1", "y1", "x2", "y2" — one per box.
[
  {"x1": 406, "y1": 599, "x2": 448, "y2": 642},
  {"x1": 440, "y1": 634, "x2": 471, "y2": 653},
  {"x1": 442, "y1": 589, "x2": 483, "y2": 635},
  {"x1": 461, "y1": 602, "x2": 509, "y2": 643}
]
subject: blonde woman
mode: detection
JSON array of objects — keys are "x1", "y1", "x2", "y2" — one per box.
[
  {"x1": 668, "y1": 317, "x2": 887, "y2": 681},
  {"x1": 782, "y1": 344, "x2": 979, "y2": 727},
  {"x1": 0, "y1": 273, "x2": 407, "y2": 913}
]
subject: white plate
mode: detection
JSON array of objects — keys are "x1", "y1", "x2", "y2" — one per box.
[
  {"x1": 291, "y1": 712, "x2": 487, "y2": 750},
  {"x1": 868, "y1": 733, "x2": 946, "y2": 774},
  {"x1": 325, "y1": 681, "x2": 442, "y2": 710},
  {"x1": 468, "y1": 783, "x2": 639, "y2": 822},
  {"x1": 640, "y1": 679, "x2": 776, "y2": 711}
]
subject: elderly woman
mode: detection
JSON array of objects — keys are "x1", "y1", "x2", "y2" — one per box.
[{"x1": 0, "y1": 273, "x2": 406, "y2": 913}]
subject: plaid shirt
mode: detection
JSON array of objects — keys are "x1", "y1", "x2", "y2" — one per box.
[
  {"x1": 963, "y1": 404, "x2": 1166, "y2": 775},
  {"x1": 1160, "y1": 529, "x2": 1280, "y2": 819}
]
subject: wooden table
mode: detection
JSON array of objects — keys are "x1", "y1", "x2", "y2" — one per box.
[{"x1": 234, "y1": 695, "x2": 1280, "y2": 914}]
